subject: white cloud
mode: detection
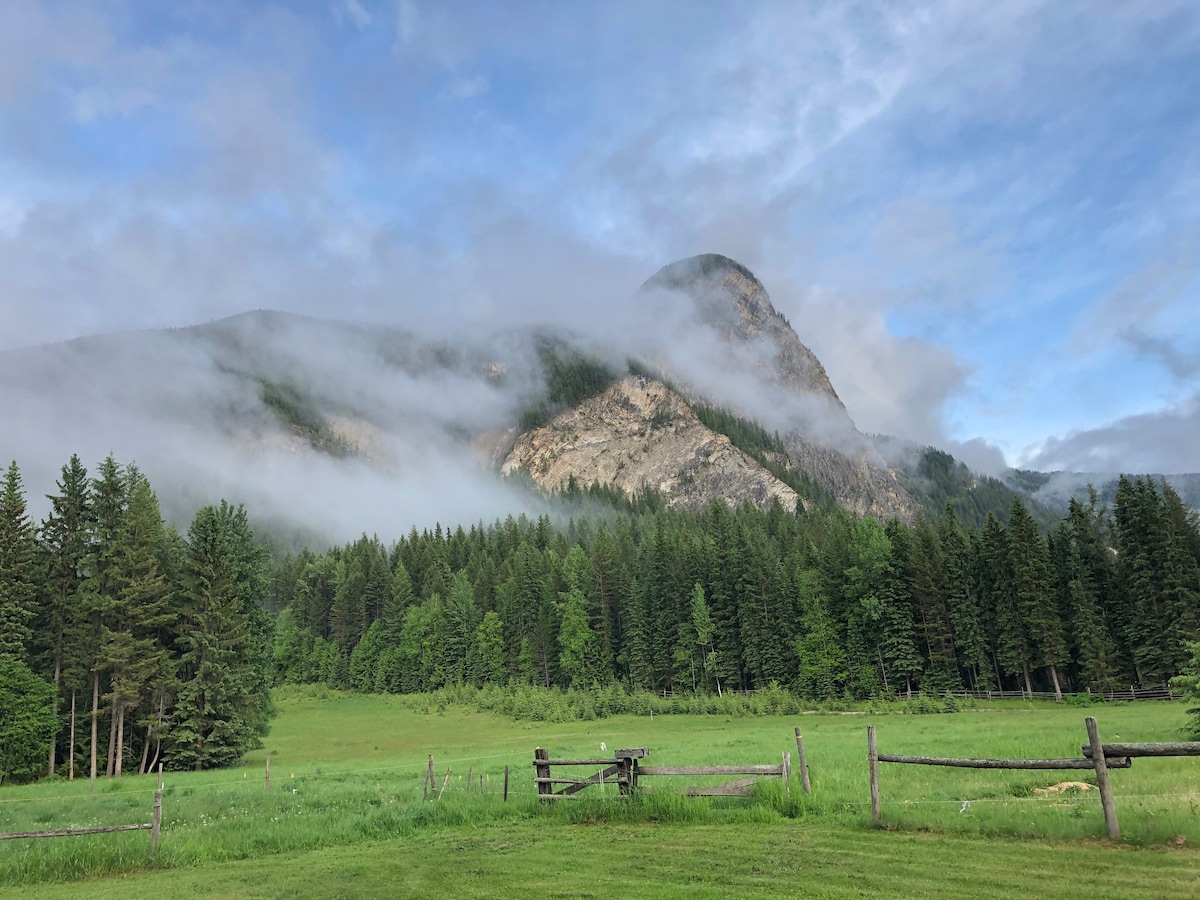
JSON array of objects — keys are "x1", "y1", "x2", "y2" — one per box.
[{"x1": 336, "y1": 0, "x2": 374, "y2": 30}]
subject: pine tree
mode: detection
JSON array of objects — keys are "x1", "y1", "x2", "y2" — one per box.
[
  {"x1": 794, "y1": 569, "x2": 847, "y2": 699},
  {"x1": 465, "y1": 611, "x2": 507, "y2": 686},
  {"x1": 1009, "y1": 498, "x2": 1068, "y2": 699},
  {"x1": 0, "y1": 461, "x2": 37, "y2": 659},
  {"x1": 879, "y1": 520, "x2": 923, "y2": 696},
  {"x1": 37, "y1": 455, "x2": 93, "y2": 777},
  {"x1": 167, "y1": 504, "x2": 271, "y2": 771},
  {"x1": 96, "y1": 466, "x2": 174, "y2": 776},
  {"x1": 907, "y1": 515, "x2": 961, "y2": 691},
  {"x1": 689, "y1": 582, "x2": 719, "y2": 694},
  {"x1": 84, "y1": 454, "x2": 127, "y2": 780},
  {"x1": 981, "y1": 513, "x2": 1030, "y2": 693},
  {"x1": 939, "y1": 506, "x2": 991, "y2": 690},
  {"x1": 1061, "y1": 493, "x2": 1124, "y2": 690},
  {"x1": 382, "y1": 560, "x2": 414, "y2": 641}
]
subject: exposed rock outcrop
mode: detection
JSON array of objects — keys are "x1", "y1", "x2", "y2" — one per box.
[{"x1": 501, "y1": 375, "x2": 801, "y2": 512}]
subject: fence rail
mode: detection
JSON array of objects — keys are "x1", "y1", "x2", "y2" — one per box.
[
  {"x1": 0, "y1": 774, "x2": 163, "y2": 855},
  {"x1": 868, "y1": 717, "x2": 1200, "y2": 840}
]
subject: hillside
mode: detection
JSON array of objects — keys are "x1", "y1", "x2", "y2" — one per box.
[{"x1": 4, "y1": 253, "x2": 1185, "y2": 538}]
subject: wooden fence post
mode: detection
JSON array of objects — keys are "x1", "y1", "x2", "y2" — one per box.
[
  {"x1": 438, "y1": 767, "x2": 451, "y2": 800},
  {"x1": 265, "y1": 756, "x2": 270, "y2": 794},
  {"x1": 150, "y1": 784, "x2": 163, "y2": 856},
  {"x1": 794, "y1": 727, "x2": 812, "y2": 795},
  {"x1": 467, "y1": 764, "x2": 474, "y2": 795},
  {"x1": 503, "y1": 764, "x2": 510, "y2": 802},
  {"x1": 424, "y1": 755, "x2": 435, "y2": 800},
  {"x1": 1086, "y1": 716, "x2": 1120, "y2": 839},
  {"x1": 535, "y1": 748, "x2": 550, "y2": 801},
  {"x1": 868, "y1": 726, "x2": 880, "y2": 826}
]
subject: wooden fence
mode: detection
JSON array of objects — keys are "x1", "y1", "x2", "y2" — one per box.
[
  {"x1": 0, "y1": 772, "x2": 164, "y2": 855},
  {"x1": 533, "y1": 746, "x2": 793, "y2": 799},
  {"x1": 867, "y1": 716, "x2": 1200, "y2": 838}
]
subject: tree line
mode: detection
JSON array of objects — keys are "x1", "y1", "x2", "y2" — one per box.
[
  {"x1": 0, "y1": 456, "x2": 273, "y2": 783},
  {"x1": 269, "y1": 474, "x2": 1200, "y2": 703},
  {"x1": 4, "y1": 453, "x2": 1198, "y2": 784}
]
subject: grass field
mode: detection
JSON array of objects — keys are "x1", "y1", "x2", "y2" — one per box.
[{"x1": 2, "y1": 690, "x2": 1198, "y2": 897}]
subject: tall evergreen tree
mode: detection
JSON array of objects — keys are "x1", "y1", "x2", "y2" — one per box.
[
  {"x1": 1009, "y1": 498, "x2": 1068, "y2": 699},
  {"x1": 0, "y1": 461, "x2": 37, "y2": 659},
  {"x1": 96, "y1": 466, "x2": 174, "y2": 776},
  {"x1": 939, "y1": 506, "x2": 991, "y2": 690},
  {"x1": 37, "y1": 455, "x2": 93, "y2": 777},
  {"x1": 167, "y1": 503, "x2": 272, "y2": 770}
]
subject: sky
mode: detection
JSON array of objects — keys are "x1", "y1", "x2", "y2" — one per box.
[{"x1": 1, "y1": 0, "x2": 1198, "y2": 479}]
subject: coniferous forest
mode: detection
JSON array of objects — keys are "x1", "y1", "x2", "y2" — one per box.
[
  {"x1": 2, "y1": 453, "x2": 1200, "y2": 783},
  {"x1": 0, "y1": 456, "x2": 273, "y2": 783}
]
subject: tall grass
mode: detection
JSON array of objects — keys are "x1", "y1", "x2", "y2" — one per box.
[{"x1": 2, "y1": 693, "x2": 1197, "y2": 886}]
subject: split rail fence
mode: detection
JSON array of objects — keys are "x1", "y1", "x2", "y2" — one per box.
[
  {"x1": 867, "y1": 715, "x2": 1200, "y2": 838},
  {"x1": 533, "y1": 746, "x2": 795, "y2": 800},
  {"x1": 0, "y1": 766, "x2": 164, "y2": 855}
]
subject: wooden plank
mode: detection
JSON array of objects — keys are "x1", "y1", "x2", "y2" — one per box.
[
  {"x1": 876, "y1": 754, "x2": 1130, "y2": 770},
  {"x1": 553, "y1": 765, "x2": 623, "y2": 797},
  {"x1": 1082, "y1": 741, "x2": 1200, "y2": 758},
  {"x1": 1, "y1": 824, "x2": 150, "y2": 840},
  {"x1": 1087, "y1": 716, "x2": 1120, "y2": 840},
  {"x1": 638, "y1": 765, "x2": 783, "y2": 776},
  {"x1": 868, "y1": 726, "x2": 880, "y2": 826},
  {"x1": 534, "y1": 776, "x2": 629, "y2": 785},
  {"x1": 688, "y1": 777, "x2": 759, "y2": 797},
  {"x1": 613, "y1": 748, "x2": 649, "y2": 759},
  {"x1": 532, "y1": 758, "x2": 618, "y2": 767}
]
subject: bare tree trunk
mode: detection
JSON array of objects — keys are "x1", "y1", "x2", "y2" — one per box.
[
  {"x1": 89, "y1": 673, "x2": 98, "y2": 792},
  {"x1": 68, "y1": 691, "x2": 76, "y2": 781},
  {"x1": 106, "y1": 698, "x2": 118, "y2": 778},
  {"x1": 1049, "y1": 664, "x2": 1063, "y2": 702},
  {"x1": 876, "y1": 648, "x2": 891, "y2": 694},
  {"x1": 1022, "y1": 663, "x2": 1033, "y2": 697},
  {"x1": 139, "y1": 723, "x2": 151, "y2": 775},
  {"x1": 47, "y1": 659, "x2": 61, "y2": 776},
  {"x1": 114, "y1": 707, "x2": 125, "y2": 778}
]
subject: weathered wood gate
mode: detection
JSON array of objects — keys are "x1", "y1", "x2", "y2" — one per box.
[{"x1": 533, "y1": 747, "x2": 791, "y2": 799}]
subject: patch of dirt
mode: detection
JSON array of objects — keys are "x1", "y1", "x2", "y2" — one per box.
[{"x1": 1033, "y1": 781, "x2": 1094, "y2": 795}]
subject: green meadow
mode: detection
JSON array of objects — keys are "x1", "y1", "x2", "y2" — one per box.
[{"x1": 2, "y1": 690, "x2": 1199, "y2": 898}]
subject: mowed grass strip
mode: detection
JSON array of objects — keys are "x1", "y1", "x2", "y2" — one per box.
[
  {"x1": 3, "y1": 692, "x2": 1199, "y2": 890},
  {"x1": 4, "y1": 820, "x2": 1198, "y2": 900}
]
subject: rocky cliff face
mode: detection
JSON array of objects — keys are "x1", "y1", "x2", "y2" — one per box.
[
  {"x1": 645, "y1": 254, "x2": 916, "y2": 520},
  {"x1": 498, "y1": 255, "x2": 917, "y2": 520},
  {"x1": 644, "y1": 254, "x2": 846, "y2": 404},
  {"x1": 501, "y1": 375, "x2": 800, "y2": 512}
]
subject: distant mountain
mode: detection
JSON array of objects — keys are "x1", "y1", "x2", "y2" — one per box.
[
  {"x1": 1009, "y1": 470, "x2": 1200, "y2": 515},
  {"x1": 4, "y1": 252, "x2": 1184, "y2": 541},
  {"x1": 504, "y1": 254, "x2": 917, "y2": 521}
]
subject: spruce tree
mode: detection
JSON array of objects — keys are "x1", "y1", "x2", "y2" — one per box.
[
  {"x1": 0, "y1": 461, "x2": 37, "y2": 659},
  {"x1": 37, "y1": 455, "x2": 93, "y2": 777},
  {"x1": 1009, "y1": 498, "x2": 1068, "y2": 699},
  {"x1": 939, "y1": 506, "x2": 991, "y2": 690},
  {"x1": 168, "y1": 504, "x2": 270, "y2": 771},
  {"x1": 97, "y1": 466, "x2": 174, "y2": 776}
]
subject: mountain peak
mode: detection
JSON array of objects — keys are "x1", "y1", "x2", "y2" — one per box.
[
  {"x1": 643, "y1": 253, "x2": 762, "y2": 292},
  {"x1": 643, "y1": 253, "x2": 844, "y2": 409}
]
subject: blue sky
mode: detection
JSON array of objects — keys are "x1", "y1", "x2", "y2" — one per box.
[{"x1": 1, "y1": 0, "x2": 1197, "y2": 475}]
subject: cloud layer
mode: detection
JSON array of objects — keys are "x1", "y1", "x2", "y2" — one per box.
[{"x1": 1, "y1": 0, "x2": 1198, "y2": 526}]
